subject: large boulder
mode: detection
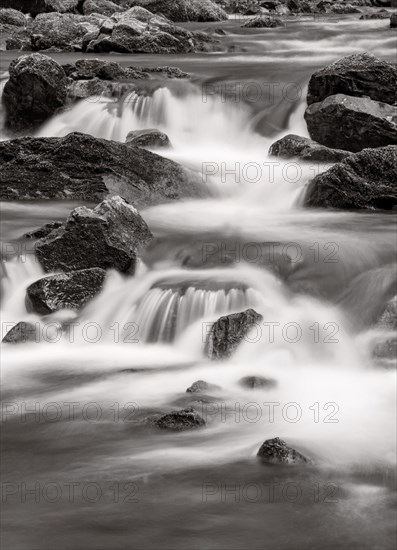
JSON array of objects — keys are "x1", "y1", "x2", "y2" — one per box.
[
  {"x1": 304, "y1": 145, "x2": 397, "y2": 210},
  {"x1": 2, "y1": 322, "x2": 39, "y2": 344},
  {"x1": 31, "y1": 12, "x2": 101, "y2": 51},
  {"x1": 0, "y1": 8, "x2": 27, "y2": 26},
  {"x1": 304, "y1": 94, "x2": 397, "y2": 152},
  {"x1": 241, "y1": 15, "x2": 283, "y2": 27},
  {"x1": 125, "y1": 129, "x2": 171, "y2": 149},
  {"x1": 82, "y1": 0, "x2": 124, "y2": 15},
  {"x1": 2, "y1": 53, "x2": 68, "y2": 133},
  {"x1": 307, "y1": 53, "x2": 397, "y2": 107},
  {"x1": 26, "y1": 268, "x2": 106, "y2": 314},
  {"x1": 0, "y1": 133, "x2": 205, "y2": 207},
  {"x1": 206, "y1": 308, "x2": 263, "y2": 360},
  {"x1": 34, "y1": 196, "x2": 153, "y2": 273},
  {"x1": 269, "y1": 134, "x2": 352, "y2": 162},
  {"x1": 126, "y1": 0, "x2": 228, "y2": 22},
  {"x1": 257, "y1": 437, "x2": 311, "y2": 465},
  {"x1": 0, "y1": 1, "x2": 46, "y2": 15}
]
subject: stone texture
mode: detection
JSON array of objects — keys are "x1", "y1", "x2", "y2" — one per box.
[
  {"x1": 269, "y1": 134, "x2": 352, "y2": 162},
  {"x1": 257, "y1": 437, "x2": 311, "y2": 464}
]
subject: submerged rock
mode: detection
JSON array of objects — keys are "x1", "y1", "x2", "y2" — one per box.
[
  {"x1": 186, "y1": 380, "x2": 221, "y2": 393},
  {"x1": 304, "y1": 94, "x2": 397, "y2": 152},
  {"x1": 304, "y1": 145, "x2": 397, "y2": 210},
  {"x1": 241, "y1": 15, "x2": 283, "y2": 27},
  {"x1": 154, "y1": 407, "x2": 206, "y2": 430},
  {"x1": 26, "y1": 268, "x2": 106, "y2": 314},
  {"x1": 2, "y1": 53, "x2": 68, "y2": 133},
  {"x1": 206, "y1": 308, "x2": 263, "y2": 359},
  {"x1": 268, "y1": 134, "x2": 351, "y2": 162},
  {"x1": 0, "y1": 133, "x2": 204, "y2": 206},
  {"x1": 126, "y1": 129, "x2": 171, "y2": 149},
  {"x1": 257, "y1": 437, "x2": 311, "y2": 465},
  {"x1": 307, "y1": 53, "x2": 397, "y2": 106},
  {"x1": 239, "y1": 376, "x2": 277, "y2": 389},
  {"x1": 35, "y1": 196, "x2": 152, "y2": 273},
  {"x1": 2, "y1": 322, "x2": 39, "y2": 344}
]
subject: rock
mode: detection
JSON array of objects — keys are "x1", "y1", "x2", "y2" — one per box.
[
  {"x1": 304, "y1": 145, "x2": 397, "y2": 210},
  {"x1": 241, "y1": 15, "x2": 283, "y2": 27},
  {"x1": 22, "y1": 222, "x2": 63, "y2": 239},
  {"x1": 34, "y1": 196, "x2": 153, "y2": 273},
  {"x1": 63, "y1": 58, "x2": 135, "y2": 80},
  {"x1": 25, "y1": 268, "x2": 106, "y2": 314},
  {"x1": 360, "y1": 9, "x2": 391, "y2": 19},
  {"x1": 126, "y1": 129, "x2": 171, "y2": 149},
  {"x1": 206, "y1": 308, "x2": 263, "y2": 360},
  {"x1": 307, "y1": 53, "x2": 397, "y2": 106},
  {"x1": 127, "y1": 0, "x2": 228, "y2": 22},
  {"x1": 269, "y1": 134, "x2": 352, "y2": 162},
  {"x1": 257, "y1": 437, "x2": 311, "y2": 464},
  {"x1": 330, "y1": 3, "x2": 361, "y2": 13},
  {"x1": 82, "y1": 0, "x2": 124, "y2": 16},
  {"x1": 155, "y1": 407, "x2": 206, "y2": 430},
  {"x1": 239, "y1": 376, "x2": 277, "y2": 389},
  {"x1": 137, "y1": 65, "x2": 189, "y2": 78},
  {"x1": 304, "y1": 94, "x2": 397, "y2": 152},
  {"x1": 0, "y1": 133, "x2": 205, "y2": 206},
  {"x1": 44, "y1": 0, "x2": 82, "y2": 12},
  {"x1": 287, "y1": 0, "x2": 312, "y2": 12},
  {"x1": 0, "y1": 8, "x2": 26, "y2": 26},
  {"x1": 391, "y1": 13, "x2": 397, "y2": 27},
  {"x1": 2, "y1": 322, "x2": 39, "y2": 344},
  {"x1": 186, "y1": 380, "x2": 221, "y2": 393},
  {"x1": 31, "y1": 12, "x2": 101, "y2": 51},
  {"x1": 2, "y1": 53, "x2": 68, "y2": 133},
  {"x1": 5, "y1": 36, "x2": 31, "y2": 50},
  {"x1": 0, "y1": 1, "x2": 46, "y2": 15},
  {"x1": 377, "y1": 296, "x2": 397, "y2": 330}
]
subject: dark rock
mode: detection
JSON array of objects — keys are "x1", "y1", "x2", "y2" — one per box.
[
  {"x1": 239, "y1": 376, "x2": 277, "y2": 389},
  {"x1": 269, "y1": 134, "x2": 352, "y2": 162},
  {"x1": 31, "y1": 12, "x2": 101, "y2": 51},
  {"x1": 44, "y1": 0, "x2": 82, "y2": 12},
  {"x1": 186, "y1": 380, "x2": 221, "y2": 393},
  {"x1": 241, "y1": 15, "x2": 283, "y2": 27},
  {"x1": 155, "y1": 407, "x2": 206, "y2": 430},
  {"x1": 330, "y1": 3, "x2": 361, "y2": 13},
  {"x1": 64, "y1": 58, "x2": 133, "y2": 80},
  {"x1": 22, "y1": 222, "x2": 63, "y2": 239},
  {"x1": 0, "y1": 1, "x2": 46, "y2": 15},
  {"x1": 391, "y1": 13, "x2": 397, "y2": 27},
  {"x1": 0, "y1": 8, "x2": 26, "y2": 26},
  {"x1": 307, "y1": 53, "x2": 397, "y2": 106},
  {"x1": 35, "y1": 196, "x2": 153, "y2": 273},
  {"x1": 127, "y1": 0, "x2": 228, "y2": 22},
  {"x1": 82, "y1": 0, "x2": 123, "y2": 16},
  {"x1": 126, "y1": 129, "x2": 171, "y2": 149},
  {"x1": 257, "y1": 437, "x2": 311, "y2": 464},
  {"x1": 206, "y1": 308, "x2": 263, "y2": 359},
  {"x1": 25, "y1": 268, "x2": 106, "y2": 314},
  {"x1": 304, "y1": 145, "x2": 397, "y2": 210},
  {"x1": 287, "y1": 0, "x2": 312, "y2": 12},
  {"x1": 5, "y1": 36, "x2": 31, "y2": 50},
  {"x1": 377, "y1": 296, "x2": 397, "y2": 330},
  {"x1": 2, "y1": 53, "x2": 68, "y2": 133},
  {"x1": 360, "y1": 10, "x2": 391, "y2": 19},
  {"x1": 0, "y1": 133, "x2": 205, "y2": 206},
  {"x1": 2, "y1": 322, "x2": 39, "y2": 344},
  {"x1": 304, "y1": 94, "x2": 397, "y2": 152},
  {"x1": 138, "y1": 65, "x2": 189, "y2": 78}
]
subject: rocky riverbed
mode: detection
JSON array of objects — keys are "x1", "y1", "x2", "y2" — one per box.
[{"x1": 1, "y1": 1, "x2": 396, "y2": 549}]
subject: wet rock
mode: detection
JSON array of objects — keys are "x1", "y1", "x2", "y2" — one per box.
[
  {"x1": 63, "y1": 58, "x2": 134, "y2": 80},
  {"x1": 35, "y1": 196, "x2": 153, "y2": 273},
  {"x1": 391, "y1": 13, "x2": 397, "y2": 26},
  {"x1": 0, "y1": 1, "x2": 46, "y2": 15},
  {"x1": 22, "y1": 222, "x2": 63, "y2": 239},
  {"x1": 377, "y1": 296, "x2": 397, "y2": 330},
  {"x1": 154, "y1": 407, "x2": 206, "y2": 430},
  {"x1": 206, "y1": 308, "x2": 263, "y2": 360},
  {"x1": 2, "y1": 53, "x2": 68, "y2": 133},
  {"x1": 127, "y1": 0, "x2": 228, "y2": 22},
  {"x1": 126, "y1": 129, "x2": 171, "y2": 149},
  {"x1": 31, "y1": 12, "x2": 101, "y2": 51},
  {"x1": 269, "y1": 134, "x2": 352, "y2": 162},
  {"x1": 82, "y1": 0, "x2": 123, "y2": 16},
  {"x1": 186, "y1": 380, "x2": 221, "y2": 393},
  {"x1": 137, "y1": 65, "x2": 189, "y2": 78},
  {"x1": 330, "y1": 3, "x2": 361, "y2": 13},
  {"x1": 304, "y1": 145, "x2": 397, "y2": 210},
  {"x1": 239, "y1": 376, "x2": 277, "y2": 389},
  {"x1": 242, "y1": 15, "x2": 283, "y2": 27},
  {"x1": 360, "y1": 9, "x2": 391, "y2": 19},
  {"x1": 287, "y1": 0, "x2": 312, "y2": 12},
  {"x1": 44, "y1": 0, "x2": 82, "y2": 13},
  {"x1": 26, "y1": 268, "x2": 106, "y2": 314},
  {"x1": 0, "y1": 133, "x2": 205, "y2": 206},
  {"x1": 0, "y1": 8, "x2": 27, "y2": 26},
  {"x1": 257, "y1": 437, "x2": 311, "y2": 464},
  {"x1": 307, "y1": 53, "x2": 397, "y2": 106},
  {"x1": 304, "y1": 94, "x2": 397, "y2": 152},
  {"x1": 2, "y1": 322, "x2": 39, "y2": 344}
]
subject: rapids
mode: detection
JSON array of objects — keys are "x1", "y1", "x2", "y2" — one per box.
[{"x1": 1, "y1": 14, "x2": 396, "y2": 550}]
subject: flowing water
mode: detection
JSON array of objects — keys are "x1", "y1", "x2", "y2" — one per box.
[{"x1": 1, "y1": 15, "x2": 397, "y2": 550}]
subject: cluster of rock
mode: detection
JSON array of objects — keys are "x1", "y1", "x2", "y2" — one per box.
[
  {"x1": 269, "y1": 52, "x2": 397, "y2": 211},
  {"x1": 0, "y1": 3, "x2": 224, "y2": 53}
]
